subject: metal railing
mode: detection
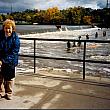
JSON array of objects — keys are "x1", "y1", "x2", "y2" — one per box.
[{"x1": 19, "y1": 37, "x2": 110, "y2": 80}]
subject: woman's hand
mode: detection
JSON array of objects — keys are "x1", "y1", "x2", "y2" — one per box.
[{"x1": 0, "y1": 61, "x2": 2, "y2": 65}]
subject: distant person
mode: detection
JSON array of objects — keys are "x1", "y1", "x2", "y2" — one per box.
[
  {"x1": 103, "y1": 31, "x2": 106, "y2": 37},
  {"x1": 67, "y1": 41, "x2": 71, "y2": 51},
  {"x1": 72, "y1": 40, "x2": 76, "y2": 47},
  {"x1": 77, "y1": 36, "x2": 81, "y2": 47},
  {"x1": 86, "y1": 34, "x2": 89, "y2": 39},
  {"x1": 95, "y1": 32, "x2": 98, "y2": 39},
  {"x1": 0, "y1": 19, "x2": 20, "y2": 100},
  {"x1": 56, "y1": 25, "x2": 62, "y2": 31}
]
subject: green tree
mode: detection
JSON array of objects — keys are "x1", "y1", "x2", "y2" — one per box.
[
  {"x1": 0, "y1": 15, "x2": 3, "y2": 22},
  {"x1": 25, "y1": 15, "x2": 31, "y2": 22}
]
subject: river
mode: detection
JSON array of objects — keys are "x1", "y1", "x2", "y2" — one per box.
[{"x1": 1, "y1": 25, "x2": 110, "y2": 78}]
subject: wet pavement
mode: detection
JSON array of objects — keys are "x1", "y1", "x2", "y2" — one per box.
[{"x1": 0, "y1": 73, "x2": 110, "y2": 109}]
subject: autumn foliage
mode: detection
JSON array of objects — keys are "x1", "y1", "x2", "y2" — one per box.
[{"x1": 0, "y1": 6, "x2": 110, "y2": 27}]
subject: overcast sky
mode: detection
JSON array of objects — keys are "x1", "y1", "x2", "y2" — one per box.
[{"x1": 0, "y1": 0, "x2": 109, "y2": 13}]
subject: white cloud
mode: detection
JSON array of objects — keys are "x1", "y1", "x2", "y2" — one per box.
[{"x1": 0, "y1": 0, "x2": 109, "y2": 13}]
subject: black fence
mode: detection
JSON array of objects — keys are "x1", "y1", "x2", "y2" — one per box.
[{"x1": 19, "y1": 37, "x2": 110, "y2": 80}]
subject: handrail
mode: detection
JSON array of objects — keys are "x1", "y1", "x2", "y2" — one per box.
[
  {"x1": 20, "y1": 37, "x2": 110, "y2": 43},
  {"x1": 19, "y1": 37, "x2": 110, "y2": 80}
]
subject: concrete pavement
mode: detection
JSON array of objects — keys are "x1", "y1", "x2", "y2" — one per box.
[{"x1": 0, "y1": 73, "x2": 110, "y2": 109}]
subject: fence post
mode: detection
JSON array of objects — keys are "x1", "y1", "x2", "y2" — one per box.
[
  {"x1": 83, "y1": 41, "x2": 86, "y2": 80},
  {"x1": 34, "y1": 39, "x2": 36, "y2": 73}
]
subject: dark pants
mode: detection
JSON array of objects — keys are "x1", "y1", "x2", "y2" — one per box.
[{"x1": 0, "y1": 64, "x2": 15, "y2": 96}]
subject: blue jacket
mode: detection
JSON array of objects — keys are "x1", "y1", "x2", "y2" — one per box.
[{"x1": 0, "y1": 30, "x2": 20, "y2": 66}]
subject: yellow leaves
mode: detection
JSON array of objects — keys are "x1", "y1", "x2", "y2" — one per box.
[
  {"x1": 46, "y1": 7, "x2": 59, "y2": 15},
  {"x1": 83, "y1": 16, "x2": 93, "y2": 24},
  {"x1": 46, "y1": 7, "x2": 60, "y2": 20}
]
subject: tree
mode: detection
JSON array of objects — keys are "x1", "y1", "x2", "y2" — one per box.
[
  {"x1": 6, "y1": 15, "x2": 14, "y2": 20},
  {"x1": 66, "y1": 6, "x2": 84, "y2": 24},
  {"x1": 44, "y1": 7, "x2": 61, "y2": 24},
  {"x1": 25, "y1": 15, "x2": 31, "y2": 22},
  {"x1": 83, "y1": 16, "x2": 93, "y2": 24},
  {"x1": 0, "y1": 15, "x2": 3, "y2": 22}
]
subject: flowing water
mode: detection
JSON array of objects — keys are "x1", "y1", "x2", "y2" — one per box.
[{"x1": 1, "y1": 25, "x2": 110, "y2": 78}]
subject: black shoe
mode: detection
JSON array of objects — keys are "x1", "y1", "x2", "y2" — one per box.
[{"x1": 4, "y1": 94, "x2": 13, "y2": 100}]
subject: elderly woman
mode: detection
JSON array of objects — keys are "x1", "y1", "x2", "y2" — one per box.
[{"x1": 0, "y1": 19, "x2": 20, "y2": 100}]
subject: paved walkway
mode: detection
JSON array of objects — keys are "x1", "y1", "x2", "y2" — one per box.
[{"x1": 0, "y1": 73, "x2": 110, "y2": 109}]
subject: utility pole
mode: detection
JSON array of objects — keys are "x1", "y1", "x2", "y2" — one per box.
[
  {"x1": 106, "y1": 0, "x2": 109, "y2": 8},
  {"x1": 11, "y1": 3, "x2": 12, "y2": 13}
]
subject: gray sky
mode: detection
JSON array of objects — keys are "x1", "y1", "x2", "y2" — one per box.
[{"x1": 0, "y1": 0, "x2": 109, "y2": 13}]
